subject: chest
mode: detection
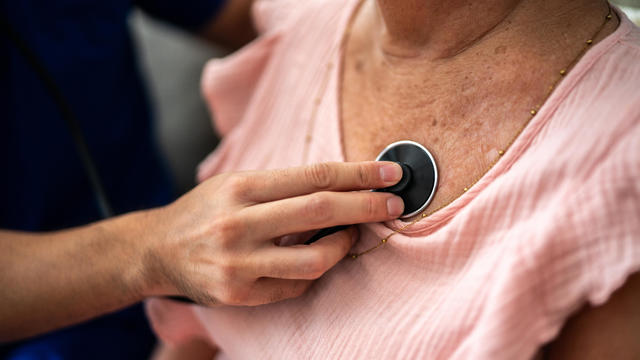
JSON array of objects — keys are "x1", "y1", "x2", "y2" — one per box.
[
  {"x1": 341, "y1": 55, "x2": 548, "y2": 162},
  {"x1": 342, "y1": 64, "x2": 543, "y2": 216},
  {"x1": 338, "y1": 27, "x2": 559, "y2": 216}
]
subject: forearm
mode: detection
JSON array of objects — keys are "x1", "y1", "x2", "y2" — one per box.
[
  {"x1": 0, "y1": 210, "x2": 157, "y2": 341},
  {"x1": 0, "y1": 162, "x2": 404, "y2": 341}
]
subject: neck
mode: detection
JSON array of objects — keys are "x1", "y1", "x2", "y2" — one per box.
[{"x1": 373, "y1": 0, "x2": 603, "y2": 60}]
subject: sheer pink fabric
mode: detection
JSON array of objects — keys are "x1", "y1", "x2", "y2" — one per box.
[{"x1": 146, "y1": 1, "x2": 640, "y2": 358}]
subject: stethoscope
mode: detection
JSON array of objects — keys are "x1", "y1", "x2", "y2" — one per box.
[
  {"x1": 305, "y1": 140, "x2": 438, "y2": 244},
  {"x1": 2, "y1": 15, "x2": 439, "y2": 302}
]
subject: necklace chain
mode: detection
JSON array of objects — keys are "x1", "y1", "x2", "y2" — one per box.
[{"x1": 302, "y1": 2, "x2": 616, "y2": 259}]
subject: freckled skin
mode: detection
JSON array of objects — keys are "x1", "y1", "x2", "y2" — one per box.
[
  {"x1": 494, "y1": 45, "x2": 508, "y2": 54},
  {"x1": 340, "y1": 0, "x2": 616, "y2": 219}
]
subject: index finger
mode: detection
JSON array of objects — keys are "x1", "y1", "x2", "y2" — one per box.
[
  {"x1": 240, "y1": 161, "x2": 403, "y2": 203},
  {"x1": 252, "y1": 226, "x2": 357, "y2": 280}
]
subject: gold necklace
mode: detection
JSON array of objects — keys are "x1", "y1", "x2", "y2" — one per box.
[{"x1": 302, "y1": 2, "x2": 617, "y2": 259}]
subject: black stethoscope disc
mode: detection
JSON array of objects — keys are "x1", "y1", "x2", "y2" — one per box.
[
  {"x1": 305, "y1": 140, "x2": 439, "y2": 245},
  {"x1": 374, "y1": 140, "x2": 438, "y2": 218}
]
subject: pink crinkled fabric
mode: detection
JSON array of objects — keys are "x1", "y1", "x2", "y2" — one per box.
[{"x1": 147, "y1": 1, "x2": 640, "y2": 358}]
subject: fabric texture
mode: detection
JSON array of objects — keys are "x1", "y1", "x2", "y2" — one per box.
[{"x1": 147, "y1": 1, "x2": 640, "y2": 359}]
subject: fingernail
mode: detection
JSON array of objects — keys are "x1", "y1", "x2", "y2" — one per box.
[
  {"x1": 386, "y1": 196, "x2": 404, "y2": 217},
  {"x1": 380, "y1": 163, "x2": 402, "y2": 184}
]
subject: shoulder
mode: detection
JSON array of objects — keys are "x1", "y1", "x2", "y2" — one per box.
[
  {"x1": 585, "y1": 12, "x2": 640, "y2": 106},
  {"x1": 570, "y1": 16, "x2": 640, "y2": 178},
  {"x1": 562, "y1": 10, "x2": 640, "y2": 114},
  {"x1": 539, "y1": 13, "x2": 640, "y2": 176},
  {"x1": 200, "y1": 0, "x2": 352, "y2": 136},
  {"x1": 504, "y1": 15, "x2": 640, "y2": 336}
]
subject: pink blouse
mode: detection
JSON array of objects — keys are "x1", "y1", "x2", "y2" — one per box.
[{"x1": 146, "y1": 1, "x2": 640, "y2": 358}]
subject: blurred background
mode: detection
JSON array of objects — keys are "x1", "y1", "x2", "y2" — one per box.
[
  {"x1": 130, "y1": 11, "x2": 226, "y2": 194},
  {"x1": 130, "y1": 1, "x2": 640, "y2": 195},
  {"x1": 614, "y1": 0, "x2": 640, "y2": 24}
]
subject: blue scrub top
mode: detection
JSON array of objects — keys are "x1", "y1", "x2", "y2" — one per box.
[{"x1": 0, "y1": 0, "x2": 225, "y2": 358}]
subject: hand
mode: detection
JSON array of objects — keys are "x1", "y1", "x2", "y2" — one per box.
[{"x1": 142, "y1": 162, "x2": 404, "y2": 306}]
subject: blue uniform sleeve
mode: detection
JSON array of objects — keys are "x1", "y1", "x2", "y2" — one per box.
[{"x1": 135, "y1": 0, "x2": 228, "y2": 31}]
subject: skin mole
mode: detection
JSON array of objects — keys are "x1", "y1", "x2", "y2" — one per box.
[{"x1": 494, "y1": 45, "x2": 507, "y2": 54}]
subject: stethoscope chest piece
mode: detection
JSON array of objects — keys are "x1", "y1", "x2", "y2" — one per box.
[
  {"x1": 304, "y1": 140, "x2": 438, "y2": 245},
  {"x1": 375, "y1": 140, "x2": 438, "y2": 218}
]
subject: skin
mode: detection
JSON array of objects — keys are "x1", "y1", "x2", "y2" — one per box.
[
  {"x1": 157, "y1": 0, "x2": 638, "y2": 358},
  {"x1": 341, "y1": 0, "x2": 618, "y2": 220},
  {"x1": 0, "y1": 161, "x2": 404, "y2": 341},
  {"x1": 0, "y1": 1, "x2": 409, "y2": 341},
  {"x1": 345, "y1": 0, "x2": 638, "y2": 358}
]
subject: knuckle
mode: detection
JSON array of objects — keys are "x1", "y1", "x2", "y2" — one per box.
[
  {"x1": 304, "y1": 252, "x2": 329, "y2": 279},
  {"x1": 356, "y1": 165, "x2": 370, "y2": 186},
  {"x1": 305, "y1": 163, "x2": 335, "y2": 190},
  {"x1": 232, "y1": 291, "x2": 249, "y2": 306},
  {"x1": 226, "y1": 175, "x2": 251, "y2": 199},
  {"x1": 218, "y1": 258, "x2": 238, "y2": 281},
  {"x1": 219, "y1": 288, "x2": 247, "y2": 306},
  {"x1": 362, "y1": 195, "x2": 378, "y2": 218},
  {"x1": 213, "y1": 216, "x2": 244, "y2": 247},
  {"x1": 216, "y1": 271, "x2": 251, "y2": 305},
  {"x1": 294, "y1": 281, "x2": 312, "y2": 298},
  {"x1": 217, "y1": 288, "x2": 233, "y2": 304},
  {"x1": 304, "y1": 193, "x2": 333, "y2": 224}
]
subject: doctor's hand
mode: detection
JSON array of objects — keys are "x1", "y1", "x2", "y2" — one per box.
[{"x1": 142, "y1": 162, "x2": 404, "y2": 306}]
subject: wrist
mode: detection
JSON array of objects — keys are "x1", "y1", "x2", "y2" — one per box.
[
  {"x1": 123, "y1": 207, "x2": 179, "y2": 298},
  {"x1": 99, "y1": 209, "x2": 170, "y2": 301}
]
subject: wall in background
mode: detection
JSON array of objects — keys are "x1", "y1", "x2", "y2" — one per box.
[
  {"x1": 130, "y1": 11, "x2": 225, "y2": 194},
  {"x1": 612, "y1": 0, "x2": 640, "y2": 24}
]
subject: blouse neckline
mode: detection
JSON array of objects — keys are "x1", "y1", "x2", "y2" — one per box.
[{"x1": 329, "y1": 1, "x2": 632, "y2": 237}]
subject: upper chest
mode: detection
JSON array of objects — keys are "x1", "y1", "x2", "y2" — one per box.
[
  {"x1": 339, "y1": 49, "x2": 553, "y2": 164},
  {"x1": 336, "y1": 2, "x2": 578, "y2": 164}
]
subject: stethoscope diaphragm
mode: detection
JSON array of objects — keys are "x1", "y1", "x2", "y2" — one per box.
[
  {"x1": 374, "y1": 140, "x2": 438, "y2": 218},
  {"x1": 305, "y1": 140, "x2": 438, "y2": 244}
]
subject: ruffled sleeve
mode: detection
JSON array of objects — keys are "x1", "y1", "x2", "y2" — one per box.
[
  {"x1": 200, "y1": 0, "x2": 303, "y2": 137},
  {"x1": 461, "y1": 105, "x2": 640, "y2": 358},
  {"x1": 538, "y1": 108, "x2": 640, "y2": 333},
  {"x1": 252, "y1": 0, "x2": 302, "y2": 35},
  {"x1": 200, "y1": 34, "x2": 278, "y2": 137}
]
